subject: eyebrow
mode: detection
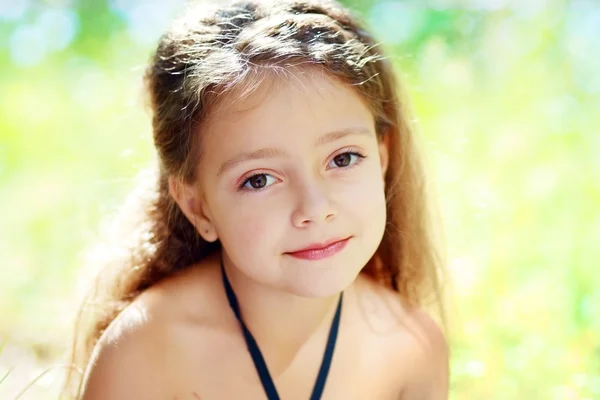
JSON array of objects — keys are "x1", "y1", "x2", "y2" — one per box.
[
  {"x1": 316, "y1": 127, "x2": 373, "y2": 145},
  {"x1": 217, "y1": 147, "x2": 287, "y2": 177},
  {"x1": 217, "y1": 127, "x2": 373, "y2": 177}
]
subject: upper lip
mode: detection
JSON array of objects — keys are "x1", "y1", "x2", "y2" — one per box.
[{"x1": 287, "y1": 237, "x2": 350, "y2": 253}]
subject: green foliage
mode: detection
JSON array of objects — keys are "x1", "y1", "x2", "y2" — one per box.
[{"x1": 1, "y1": 0, "x2": 598, "y2": 398}]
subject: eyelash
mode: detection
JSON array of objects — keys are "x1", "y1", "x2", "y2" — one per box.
[
  {"x1": 236, "y1": 149, "x2": 367, "y2": 193},
  {"x1": 330, "y1": 149, "x2": 366, "y2": 171}
]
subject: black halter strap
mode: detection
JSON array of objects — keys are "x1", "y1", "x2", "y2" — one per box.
[{"x1": 221, "y1": 260, "x2": 343, "y2": 400}]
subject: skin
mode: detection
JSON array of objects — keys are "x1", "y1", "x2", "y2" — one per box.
[{"x1": 80, "y1": 70, "x2": 449, "y2": 399}]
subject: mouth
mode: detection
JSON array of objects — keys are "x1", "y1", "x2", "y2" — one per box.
[{"x1": 285, "y1": 237, "x2": 351, "y2": 260}]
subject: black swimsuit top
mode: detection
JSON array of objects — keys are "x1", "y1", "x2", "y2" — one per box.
[{"x1": 221, "y1": 260, "x2": 343, "y2": 400}]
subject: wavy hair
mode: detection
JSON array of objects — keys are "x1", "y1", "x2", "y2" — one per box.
[{"x1": 63, "y1": 0, "x2": 446, "y2": 397}]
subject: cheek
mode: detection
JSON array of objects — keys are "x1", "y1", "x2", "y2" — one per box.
[
  {"x1": 356, "y1": 181, "x2": 386, "y2": 216},
  {"x1": 341, "y1": 167, "x2": 387, "y2": 230},
  {"x1": 342, "y1": 163, "x2": 386, "y2": 203},
  {"x1": 239, "y1": 219, "x2": 272, "y2": 249},
  {"x1": 218, "y1": 201, "x2": 284, "y2": 253}
]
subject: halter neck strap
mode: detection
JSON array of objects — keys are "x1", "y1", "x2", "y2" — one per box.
[{"x1": 221, "y1": 259, "x2": 343, "y2": 400}]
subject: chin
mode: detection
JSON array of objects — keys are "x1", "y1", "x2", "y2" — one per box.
[{"x1": 284, "y1": 260, "x2": 363, "y2": 298}]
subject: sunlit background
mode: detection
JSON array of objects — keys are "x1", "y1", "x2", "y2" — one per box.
[{"x1": 1, "y1": 0, "x2": 599, "y2": 398}]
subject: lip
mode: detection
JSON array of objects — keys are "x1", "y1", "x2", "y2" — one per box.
[{"x1": 286, "y1": 237, "x2": 351, "y2": 260}]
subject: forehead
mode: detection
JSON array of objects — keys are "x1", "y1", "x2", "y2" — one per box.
[{"x1": 203, "y1": 68, "x2": 375, "y2": 148}]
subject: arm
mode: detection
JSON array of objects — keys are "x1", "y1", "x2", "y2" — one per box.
[{"x1": 398, "y1": 309, "x2": 449, "y2": 400}]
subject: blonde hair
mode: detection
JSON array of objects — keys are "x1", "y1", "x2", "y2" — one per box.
[{"x1": 63, "y1": 0, "x2": 446, "y2": 397}]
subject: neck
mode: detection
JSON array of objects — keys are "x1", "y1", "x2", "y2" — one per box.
[{"x1": 220, "y1": 252, "x2": 341, "y2": 374}]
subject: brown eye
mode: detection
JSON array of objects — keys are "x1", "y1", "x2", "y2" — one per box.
[
  {"x1": 328, "y1": 151, "x2": 365, "y2": 170},
  {"x1": 240, "y1": 173, "x2": 276, "y2": 191},
  {"x1": 248, "y1": 174, "x2": 267, "y2": 188},
  {"x1": 333, "y1": 153, "x2": 352, "y2": 167}
]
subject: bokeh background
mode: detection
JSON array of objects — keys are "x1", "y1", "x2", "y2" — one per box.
[{"x1": 1, "y1": 0, "x2": 599, "y2": 398}]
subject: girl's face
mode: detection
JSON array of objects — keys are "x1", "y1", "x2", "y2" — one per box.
[{"x1": 188, "y1": 70, "x2": 388, "y2": 297}]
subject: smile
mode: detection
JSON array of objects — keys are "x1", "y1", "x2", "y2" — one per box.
[{"x1": 285, "y1": 237, "x2": 351, "y2": 260}]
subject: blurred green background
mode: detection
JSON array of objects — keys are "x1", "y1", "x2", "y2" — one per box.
[{"x1": 0, "y1": 0, "x2": 599, "y2": 398}]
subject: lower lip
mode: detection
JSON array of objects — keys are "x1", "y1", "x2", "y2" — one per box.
[{"x1": 286, "y1": 238, "x2": 350, "y2": 260}]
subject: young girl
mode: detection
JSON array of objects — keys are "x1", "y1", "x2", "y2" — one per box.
[{"x1": 65, "y1": 0, "x2": 448, "y2": 398}]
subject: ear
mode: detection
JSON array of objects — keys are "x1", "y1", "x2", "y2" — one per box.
[
  {"x1": 378, "y1": 133, "x2": 390, "y2": 179},
  {"x1": 168, "y1": 176, "x2": 219, "y2": 242}
]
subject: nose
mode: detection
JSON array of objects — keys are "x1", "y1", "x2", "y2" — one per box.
[{"x1": 291, "y1": 177, "x2": 337, "y2": 228}]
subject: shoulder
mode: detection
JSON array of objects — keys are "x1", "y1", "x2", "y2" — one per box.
[
  {"x1": 352, "y1": 274, "x2": 449, "y2": 399},
  {"x1": 80, "y1": 256, "x2": 226, "y2": 399},
  {"x1": 397, "y1": 307, "x2": 449, "y2": 399},
  {"x1": 79, "y1": 294, "x2": 176, "y2": 399}
]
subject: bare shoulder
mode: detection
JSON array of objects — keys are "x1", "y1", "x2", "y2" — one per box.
[
  {"x1": 397, "y1": 307, "x2": 449, "y2": 399},
  {"x1": 79, "y1": 292, "x2": 175, "y2": 399},
  {"x1": 352, "y1": 274, "x2": 449, "y2": 399},
  {"x1": 80, "y1": 256, "x2": 224, "y2": 399}
]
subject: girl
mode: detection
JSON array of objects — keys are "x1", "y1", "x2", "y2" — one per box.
[{"x1": 65, "y1": 0, "x2": 449, "y2": 398}]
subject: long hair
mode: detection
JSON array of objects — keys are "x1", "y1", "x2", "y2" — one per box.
[{"x1": 63, "y1": 0, "x2": 446, "y2": 397}]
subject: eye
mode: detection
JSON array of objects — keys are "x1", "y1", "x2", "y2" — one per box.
[
  {"x1": 328, "y1": 151, "x2": 365, "y2": 169},
  {"x1": 239, "y1": 173, "x2": 277, "y2": 191}
]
